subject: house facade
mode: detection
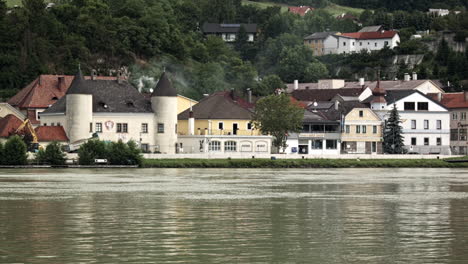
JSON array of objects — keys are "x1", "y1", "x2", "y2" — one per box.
[
  {"x1": 303, "y1": 32, "x2": 339, "y2": 56},
  {"x1": 336, "y1": 31, "x2": 400, "y2": 54},
  {"x1": 202, "y1": 23, "x2": 257, "y2": 42},
  {"x1": 369, "y1": 90, "x2": 451, "y2": 154},
  {"x1": 341, "y1": 107, "x2": 383, "y2": 154}
]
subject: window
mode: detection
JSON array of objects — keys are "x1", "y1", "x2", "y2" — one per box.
[
  {"x1": 437, "y1": 120, "x2": 442, "y2": 130},
  {"x1": 356, "y1": 125, "x2": 361, "y2": 133},
  {"x1": 117, "y1": 123, "x2": 128, "y2": 133},
  {"x1": 404, "y1": 102, "x2": 415, "y2": 110},
  {"x1": 462, "y1": 113, "x2": 467, "y2": 120},
  {"x1": 343, "y1": 42, "x2": 346, "y2": 46},
  {"x1": 43, "y1": 123, "x2": 47, "y2": 126},
  {"x1": 417, "y1": 102, "x2": 429, "y2": 111},
  {"x1": 374, "y1": 42, "x2": 377, "y2": 47},
  {"x1": 424, "y1": 137, "x2": 429, "y2": 145},
  {"x1": 311, "y1": 140, "x2": 323, "y2": 149},
  {"x1": 424, "y1": 120, "x2": 429, "y2": 130},
  {"x1": 411, "y1": 137, "x2": 417, "y2": 146},
  {"x1": 224, "y1": 141, "x2": 237, "y2": 152},
  {"x1": 51, "y1": 122, "x2": 55, "y2": 126},
  {"x1": 141, "y1": 123, "x2": 148, "y2": 133},
  {"x1": 345, "y1": 125, "x2": 350, "y2": 133},
  {"x1": 362, "y1": 125, "x2": 367, "y2": 134},
  {"x1": 218, "y1": 122, "x2": 224, "y2": 130},
  {"x1": 302, "y1": 124, "x2": 310, "y2": 133},
  {"x1": 359, "y1": 110, "x2": 363, "y2": 117},
  {"x1": 326, "y1": 140, "x2": 337, "y2": 149},
  {"x1": 157, "y1": 123, "x2": 164, "y2": 133},
  {"x1": 453, "y1": 113, "x2": 458, "y2": 120},
  {"x1": 247, "y1": 123, "x2": 252, "y2": 130},
  {"x1": 384, "y1": 41, "x2": 389, "y2": 46},
  {"x1": 373, "y1": 125, "x2": 377, "y2": 134},
  {"x1": 96, "y1": 123, "x2": 103, "y2": 133},
  {"x1": 57, "y1": 122, "x2": 61, "y2": 126},
  {"x1": 437, "y1": 137, "x2": 442, "y2": 146},
  {"x1": 411, "y1": 120, "x2": 416, "y2": 129},
  {"x1": 209, "y1": 141, "x2": 221, "y2": 151},
  {"x1": 359, "y1": 42, "x2": 362, "y2": 46},
  {"x1": 352, "y1": 41, "x2": 355, "y2": 46},
  {"x1": 90, "y1": 122, "x2": 93, "y2": 132}
]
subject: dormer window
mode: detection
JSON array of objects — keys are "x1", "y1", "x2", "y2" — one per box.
[{"x1": 51, "y1": 97, "x2": 58, "y2": 100}]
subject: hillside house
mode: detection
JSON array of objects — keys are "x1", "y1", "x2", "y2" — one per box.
[{"x1": 202, "y1": 23, "x2": 257, "y2": 42}]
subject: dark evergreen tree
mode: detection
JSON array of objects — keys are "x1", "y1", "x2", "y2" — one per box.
[
  {"x1": 3, "y1": 136, "x2": 28, "y2": 165},
  {"x1": 383, "y1": 104, "x2": 406, "y2": 154}
]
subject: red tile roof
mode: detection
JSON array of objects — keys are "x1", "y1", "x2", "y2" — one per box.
[
  {"x1": 434, "y1": 92, "x2": 468, "y2": 109},
  {"x1": 0, "y1": 114, "x2": 23, "y2": 138},
  {"x1": 288, "y1": 6, "x2": 313, "y2": 16},
  {"x1": 35, "y1": 126, "x2": 69, "y2": 142},
  {"x1": 341, "y1": 31, "x2": 398, "y2": 40},
  {"x1": 8, "y1": 75, "x2": 119, "y2": 109}
]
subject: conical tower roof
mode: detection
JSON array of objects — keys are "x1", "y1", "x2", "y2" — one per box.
[
  {"x1": 66, "y1": 67, "x2": 91, "y2": 95},
  {"x1": 152, "y1": 72, "x2": 177, "y2": 97},
  {"x1": 371, "y1": 79, "x2": 387, "y2": 104}
]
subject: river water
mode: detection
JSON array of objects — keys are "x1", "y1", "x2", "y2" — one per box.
[{"x1": 1, "y1": 168, "x2": 468, "y2": 263}]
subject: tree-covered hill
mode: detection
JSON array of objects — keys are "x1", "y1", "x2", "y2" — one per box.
[{"x1": 0, "y1": 0, "x2": 467, "y2": 102}]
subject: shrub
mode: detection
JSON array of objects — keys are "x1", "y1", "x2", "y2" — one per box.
[
  {"x1": 78, "y1": 139, "x2": 109, "y2": 165},
  {"x1": 3, "y1": 136, "x2": 28, "y2": 165},
  {"x1": 108, "y1": 140, "x2": 142, "y2": 166},
  {"x1": 36, "y1": 142, "x2": 66, "y2": 165}
]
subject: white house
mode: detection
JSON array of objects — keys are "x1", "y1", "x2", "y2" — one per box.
[
  {"x1": 40, "y1": 69, "x2": 178, "y2": 154},
  {"x1": 334, "y1": 30, "x2": 400, "y2": 54},
  {"x1": 366, "y1": 89, "x2": 451, "y2": 154}
]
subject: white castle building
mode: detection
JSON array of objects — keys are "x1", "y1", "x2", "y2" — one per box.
[{"x1": 39, "y1": 69, "x2": 178, "y2": 154}]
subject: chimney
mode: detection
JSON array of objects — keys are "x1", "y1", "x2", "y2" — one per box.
[
  {"x1": 412, "y1": 72, "x2": 417, "y2": 81},
  {"x1": 188, "y1": 105, "x2": 195, "y2": 136},
  {"x1": 247, "y1": 88, "x2": 252, "y2": 103},
  {"x1": 334, "y1": 100, "x2": 339, "y2": 110},
  {"x1": 57, "y1": 76, "x2": 65, "y2": 91},
  {"x1": 117, "y1": 70, "x2": 123, "y2": 84},
  {"x1": 91, "y1": 69, "x2": 97, "y2": 81},
  {"x1": 404, "y1": 73, "x2": 410, "y2": 81},
  {"x1": 437, "y1": 93, "x2": 442, "y2": 102},
  {"x1": 294, "y1": 80, "x2": 299, "y2": 90},
  {"x1": 359, "y1": 77, "x2": 365, "y2": 86}
]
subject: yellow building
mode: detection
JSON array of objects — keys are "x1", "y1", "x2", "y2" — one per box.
[
  {"x1": 177, "y1": 95, "x2": 198, "y2": 114},
  {"x1": 177, "y1": 91, "x2": 261, "y2": 136},
  {"x1": 341, "y1": 107, "x2": 383, "y2": 154}
]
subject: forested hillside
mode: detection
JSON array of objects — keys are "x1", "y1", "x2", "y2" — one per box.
[{"x1": 0, "y1": 0, "x2": 467, "y2": 102}]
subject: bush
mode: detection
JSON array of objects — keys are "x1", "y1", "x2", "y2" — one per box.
[
  {"x1": 78, "y1": 139, "x2": 142, "y2": 166},
  {"x1": 78, "y1": 139, "x2": 109, "y2": 165},
  {"x1": 3, "y1": 136, "x2": 28, "y2": 165},
  {"x1": 36, "y1": 142, "x2": 66, "y2": 165},
  {"x1": 108, "y1": 140, "x2": 142, "y2": 166}
]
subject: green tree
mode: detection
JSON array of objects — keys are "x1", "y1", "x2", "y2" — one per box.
[
  {"x1": 253, "y1": 74, "x2": 285, "y2": 96},
  {"x1": 3, "y1": 136, "x2": 28, "y2": 165},
  {"x1": 383, "y1": 104, "x2": 406, "y2": 154},
  {"x1": 108, "y1": 140, "x2": 142, "y2": 166},
  {"x1": 35, "y1": 141, "x2": 66, "y2": 165},
  {"x1": 78, "y1": 139, "x2": 108, "y2": 165},
  {"x1": 252, "y1": 94, "x2": 304, "y2": 152}
]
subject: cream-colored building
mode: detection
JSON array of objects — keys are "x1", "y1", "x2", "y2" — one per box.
[
  {"x1": 342, "y1": 107, "x2": 383, "y2": 154},
  {"x1": 39, "y1": 70, "x2": 178, "y2": 154},
  {"x1": 177, "y1": 95, "x2": 198, "y2": 114}
]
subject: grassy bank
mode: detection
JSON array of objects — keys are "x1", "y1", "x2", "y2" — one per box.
[{"x1": 142, "y1": 158, "x2": 468, "y2": 168}]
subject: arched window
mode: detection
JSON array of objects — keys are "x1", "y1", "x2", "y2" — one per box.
[
  {"x1": 224, "y1": 141, "x2": 237, "y2": 152},
  {"x1": 209, "y1": 141, "x2": 221, "y2": 151}
]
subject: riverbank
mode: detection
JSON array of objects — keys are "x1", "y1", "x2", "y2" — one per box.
[{"x1": 142, "y1": 158, "x2": 468, "y2": 168}]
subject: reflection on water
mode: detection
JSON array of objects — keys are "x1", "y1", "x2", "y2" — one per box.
[{"x1": 1, "y1": 168, "x2": 468, "y2": 263}]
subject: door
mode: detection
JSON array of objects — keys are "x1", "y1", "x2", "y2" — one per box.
[
  {"x1": 371, "y1": 142, "x2": 377, "y2": 153},
  {"x1": 233, "y1": 123, "x2": 238, "y2": 135}
]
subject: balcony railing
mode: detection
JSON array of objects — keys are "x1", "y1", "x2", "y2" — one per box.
[{"x1": 179, "y1": 129, "x2": 260, "y2": 136}]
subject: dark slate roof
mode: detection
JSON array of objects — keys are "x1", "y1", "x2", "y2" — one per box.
[
  {"x1": 152, "y1": 72, "x2": 177, "y2": 97},
  {"x1": 178, "y1": 91, "x2": 254, "y2": 120},
  {"x1": 42, "y1": 79, "x2": 152, "y2": 114},
  {"x1": 358, "y1": 25, "x2": 383, "y2": 32},
  {"x1": 291, "y1": 88, "x2": 364, "y2": 102},
  {"x1": 304, "y1": 32, "x2": 337, "y2": 40},
  {"x1": 202, "y1": 23, "x2": 257, "y2": 33},
  {"x1": 66, "y1": 69, "x2": 91, "y2": 95}
]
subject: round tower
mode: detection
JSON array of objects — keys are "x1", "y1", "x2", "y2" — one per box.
[
  {"x1": 66, "y1": 68, "x2": 93, "y2": 143},
  {"x1": 151, "y1": 72, "x2": 177, "y2": 154},
  {"x1": 370, "y1": 79, "x2": 387, "y2": 110}
]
